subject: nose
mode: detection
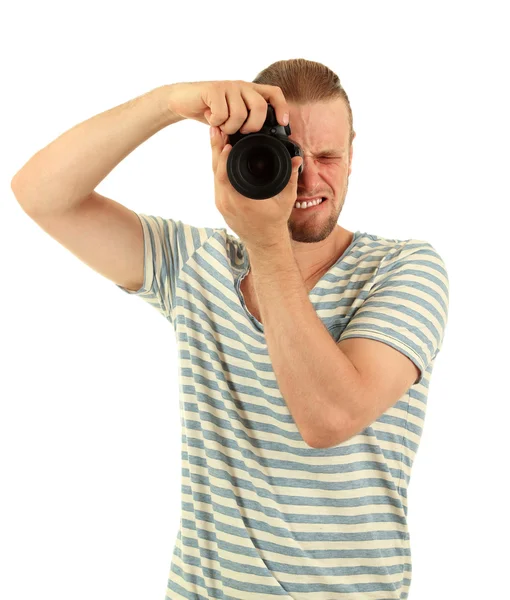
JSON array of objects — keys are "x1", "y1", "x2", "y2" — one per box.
[
  {"x1": 298, "y1": 154, "x2": 323, "y2": 175},
  {"x1": 297, "y1": 155, "x2": 324, "y2": 191}
]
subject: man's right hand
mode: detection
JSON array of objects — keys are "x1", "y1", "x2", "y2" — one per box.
[{"x1": 167, "y1": 80, "x2": 290, "y2": 135}]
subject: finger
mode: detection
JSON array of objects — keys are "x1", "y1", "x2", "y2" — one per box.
[
  {"x1": 252, "y1": 83, "x2": 289, "y2": 126},
  {"x1": 279, "y1": 157, "x2": 303, "y2": 197},
  {"x1": 221, "y1": 88, "x2": 248, "y2": 134},
  {"x1": 238, "y1": 89, "x2": 269, "y2": 133},
  {"x1": 292, "y1": 156, "x2": 303, "y2": 173},
  {"x1": 290, "y1": 156, "x2": 303, "y2": 182},
  {"x1": 210, "y1": 126, "x2": 226, "y2": 174},
  {"x1": 205, "y1": 87, "x2": 228, "y2": 127},
  {"x1": 215, "y1": 142, "x2": 232, "y2": 184}
]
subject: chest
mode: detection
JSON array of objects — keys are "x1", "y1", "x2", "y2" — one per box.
[
  {"x1": 239, "y1": 271, "x2": 322, "y2": 325},
  {"x1": 239, "y1": 274, "x2": 262, "y2": 323}
]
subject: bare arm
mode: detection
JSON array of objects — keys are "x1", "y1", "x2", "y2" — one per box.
[
  {"x1": 9, "y1": 80, "x2": 282, "y2": 292},
  {"x1": 11, "y1": 85, "x2": 183, "y2": 215},
  {"x1": 10, "y1": 85, "x2": 184, "y2": 291}
]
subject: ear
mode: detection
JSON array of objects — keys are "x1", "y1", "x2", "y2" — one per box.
[{"x1": 348, "y1": 133, "x2": 355, "y2": 176}]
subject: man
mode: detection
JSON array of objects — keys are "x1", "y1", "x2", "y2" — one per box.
[
  {"x1": 119, "y1": 96, "x2": 449, "y2": 600},
  {"x1": 12, "y1": 60, "x2": 449, "y2": 599}
]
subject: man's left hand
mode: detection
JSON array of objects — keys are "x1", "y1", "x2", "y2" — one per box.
[{"x1": 210, "y1": 126, "x2": 303, "y2": 249}]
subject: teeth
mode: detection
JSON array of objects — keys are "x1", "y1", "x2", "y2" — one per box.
[{"x1": 294, "y1": 198, "x2": 324, "y2": 209}]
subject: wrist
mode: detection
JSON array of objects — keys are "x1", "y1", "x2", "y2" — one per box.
[
  {"x1": 152, "y1": 84, "x2": 185, "y2": 127},
  {"x1": 245, "y1": 236, "x2": 293, "y2": 261}
]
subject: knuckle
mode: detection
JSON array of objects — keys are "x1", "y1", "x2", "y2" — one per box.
[
  {"x1": 275, "y1": 86, "x2": 287, "y2": 104},
  {"x1": 259, "y1": 98, "x2": 269, "y2": 112},
  {"x1": 233, "y1": 107, "x2": 248, "y2": 120},
  {"x1": 216, "y1": 109, "x2": 228, "y2": 121}
]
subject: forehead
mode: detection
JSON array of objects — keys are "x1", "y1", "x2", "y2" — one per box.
[{"x1": 287, "y1": 99, "x2": 349, "y2": 154}]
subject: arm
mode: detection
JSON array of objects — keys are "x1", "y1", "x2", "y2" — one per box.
[
  {"x1": 10, "y1": 86, "x2": 184, "y2": 293},
  {"x1": 11, "y1": 85, "x2": 183, "y2": 215},
  {"x1": 247, "y1": 237, "x2": 364, "y2": 449}
]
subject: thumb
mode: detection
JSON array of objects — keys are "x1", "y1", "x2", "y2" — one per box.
[
  {"x1": 210, "y1": 125, "x2": 227, "y2": 148},
  {"x1": 291, "y1": 156, "x2": 303, "y2": 179}
]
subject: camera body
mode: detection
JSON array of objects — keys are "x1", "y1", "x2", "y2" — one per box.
[{"x1": 226, "y1": 104, "x2": 303, "y2": 200}]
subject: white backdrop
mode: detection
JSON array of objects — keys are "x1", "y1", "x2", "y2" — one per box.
[{"x1": 2, "y1": 1, "x2": 508, "y2": 599}]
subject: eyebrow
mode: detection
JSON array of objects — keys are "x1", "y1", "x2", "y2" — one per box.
[{"x1": 311, "y1": 148, "x2": 345, "y2": 157}]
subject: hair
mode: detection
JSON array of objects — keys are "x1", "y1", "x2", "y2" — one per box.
[{"x1": 252, "y1": 58, "x2": 355, "y2": 148}]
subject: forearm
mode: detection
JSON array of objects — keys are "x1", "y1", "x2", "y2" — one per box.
[
  {"x1": 11, "y1": 84, "x2": 183, "y2": 215},
  {"x1": 247, "y1": 238, "x2": 363, "y2": 448}
]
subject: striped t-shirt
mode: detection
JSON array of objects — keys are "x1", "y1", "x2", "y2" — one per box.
[{"x1": 116, "y1": 214, "x2": 449, "y2": 600}]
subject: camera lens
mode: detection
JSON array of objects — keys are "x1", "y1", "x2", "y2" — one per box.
[
  {"x1": 246, "y1": 148, "x2": 278, "y2": 181},
  {"x1": 226, "y1": 102, "x2": 303, "y2": 199}
]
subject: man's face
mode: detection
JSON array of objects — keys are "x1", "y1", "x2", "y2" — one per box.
[{"x1": 287, "y1": 99, "x2": 355, "y2": 244}]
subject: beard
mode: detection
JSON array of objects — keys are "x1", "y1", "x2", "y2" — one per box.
[{"x1": 288, "y1": 176, "x2": 349, "y2": 244}]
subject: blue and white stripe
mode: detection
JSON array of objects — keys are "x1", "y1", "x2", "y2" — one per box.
[{"x1": 117, "y1": 214, "x2": 449, "y2": 600}]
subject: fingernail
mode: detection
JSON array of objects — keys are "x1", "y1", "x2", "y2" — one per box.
[{"x1": 210, "y1": 126, "x2": 216, "y2": 138}]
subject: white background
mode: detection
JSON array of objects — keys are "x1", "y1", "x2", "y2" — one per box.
[{"x1": 2, "y1": 1, "x2": 508, "y2": 599}]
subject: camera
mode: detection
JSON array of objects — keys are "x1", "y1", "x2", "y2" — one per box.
[{"x1": 226, "y1": 104, "x2": 303, "y2": 200}]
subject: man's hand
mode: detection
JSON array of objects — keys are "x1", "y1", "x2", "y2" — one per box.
[{"x1": 210, "y1": 125, "x2": 303, "y2": 249}]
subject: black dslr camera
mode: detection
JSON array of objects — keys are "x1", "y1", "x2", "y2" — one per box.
[{"x1": 226, "y1": 104, "x2": 304, "y2": 200}]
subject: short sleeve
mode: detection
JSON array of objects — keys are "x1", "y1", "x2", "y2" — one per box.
[
  {"x1": 339, "y1": 240, "x2": 449, "y2": 386},
  {"x1": 115, "y1": 213, "x2": 217, "y2": 323}
]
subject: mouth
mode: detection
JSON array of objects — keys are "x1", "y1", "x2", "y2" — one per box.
[{"x1": 293, "y1": 197, "x2": 328, "y2": 211}]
